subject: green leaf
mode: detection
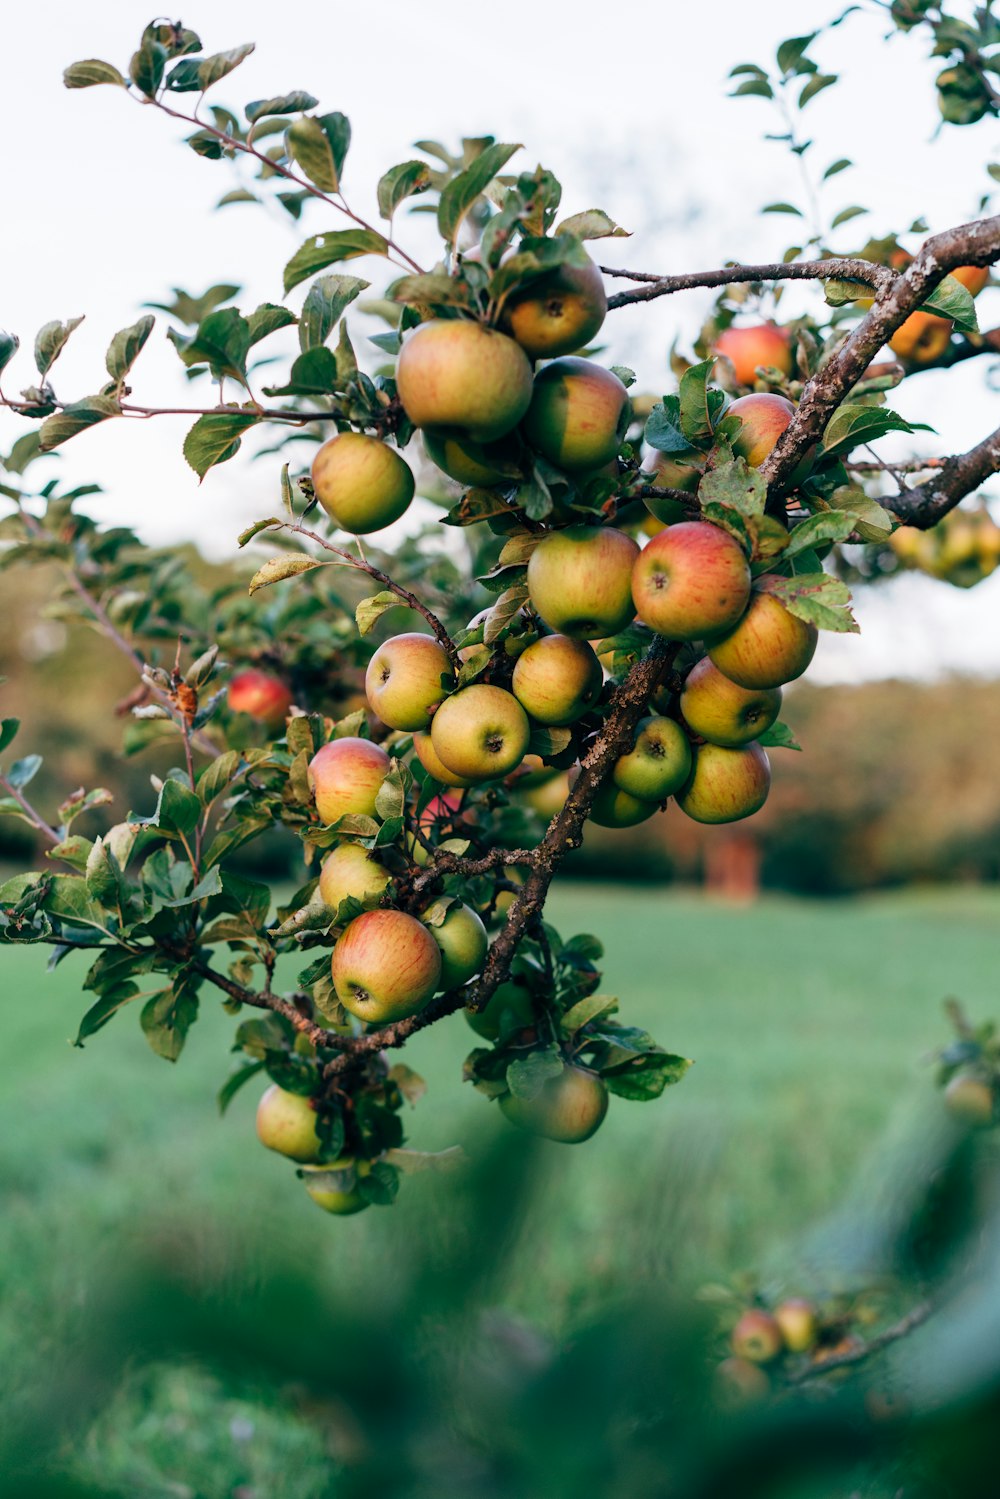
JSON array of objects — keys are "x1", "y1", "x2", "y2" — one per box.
[
  {"x1": 173, "y1": 307, "x2": 251, "y2": 380},
  {"x1": 762, "y1": 202, "x2": 804, "y2": 216},
  {"x1": 64, "y1": 59, "x2": 127, "y2": 89},
  {"x1": 758, "y1": 720, "x2": 802, "y2": 751},
  {"x1": 0, "y1": 717, "x2": 19, "y2": 754},
  {"x1": 356, "y1": 590, "x2": 401, "y2": 636},
  {"x1": 731, "y1": 78, "x2": 774, "y2": 98},
  {"x1": 74, "y1": 984, "x2": 144, "y2": 1046},
  {"x1": 183, "y1": 411, "x2": 260, "y2": 479},
  {"x1": 285, "y1": 112, "x2": 351, "y2": 192},
  {"x1": 136, "y1": 777, "x2": 202, "y2": 838},
  {"x1": 246, "y1": 91, "x2": 318, "y2": 122},
  {"x1": 237, "y1": 516, "x2": 281, "y2": 547},
  {"x1": 506, "y1": 1046, "x2": 564, "y2": 1100},
  {"x1": 248, "y1": 554, "x2": 326, "y2": 594},
  {"x1": 377, "y1": 160, "x2": 433, "y2": 219},
  {"x1": 129, "y1": 37, "x2": 167, "y2": 97},
  {"x1": 924, "y1": 274, "x2": 979, "y2": 335},
  {"x1": 759, "y1": 572, "x2": 858, "y2": 633},
  {"x1": 602, "y1": 1051, "x2": 692, "y2": 1100},
  {"x1": 6, "y1": 753, "x2": 41, "y2": 789},
  {"x1": 299, "y1": 274, "x2": 368, "y2": 351},
  {"x1": 783, "y1": 510, "x2": 856, "y2": 560},
  {"x1": 438, "y1": 142, "x2": 521, "y2": 244},
  {"x1": 678, "y1": 359, "x2": 717, "y2": 446},
  {"x1": 823, "y1": 158, "x2": 852, "y2": 179},
  {"x1": 35, "y1": 316, "x2": 84, "y2": 377},
  {"x1": 196, "y1": 750, "x2": 242, "y2": 805},
  {"x1": 644, "y1": 396, "x2": 690, "y2": 455},
  {"x1": 218, "y1": 1060, "x2": 266, "y2": 1113},
  {"x1": 262, "y1": 347, "x2": 337, "y2": 396},
  {"x1": 823, "y1": 277, "x2": 872, "y2": 306},
  {"x1": 799, "y1": 73, "x2": 837, "y2": 106},
  {"x1": 141, "y1": 979, "x2": 199, "y2": 1062},
  {"x1": 560, "y1": 993, "x2": 618, "y2": 1035},
  {"x1": 484, "y1": 585, "x2": 528, "y2": 645},
  {"x1": 823, "y1": 484, "x2": 895, "y2": 543},
  {"x1": 0, "y1": 329, "x2": 19, "y2": 377},
  {"x1": 698, "y1": 457, "x2": 767, "y2": 519},
  {"x1": 105, "y1": 315, "x2": 155, "y2": 386},
  {"x1": 389, "y1": 272, "x2": 477, "y2": 311},
  {"x1": 198, "y1": 43, "x2": 255, "y2": 91},
  {"x1": 247, "y1": 303, "x2": 297, "y2": 345},
  {"x1": 777, "y1": 33, "x2": 817, "y2": 73},
  {"x1": 821, "y1": 403, "x2": 916, "y2": 459},
  {"x1": 527, "y1": 725, "x2": 572, "y2": 758},
  {"x1": 830, "y1": 205, "x2": 869, "y2": 229},
  {"x1": 283, "y1": 230, "x2": 390, "y2": 294},
  {"x1": 555, "y1": 209, "x2": 630, "y2": 240},
  {"x1": 37, "y1": 395, "x2": 120, "y2": 453},
  {"x1": 374, "y1": 761, "x2": 409, "y2": 822}
]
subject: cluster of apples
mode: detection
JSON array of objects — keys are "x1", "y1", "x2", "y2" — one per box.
[
  {"x1": 717, "y1": 1297, "x2": 824, "y2": 1404},
  {"x1": 889, "y1": 505, "x2": 1000, "y2": 589},
  {"x1": 255, "y1": 1082, "x2": 376, "y2": 1215}
]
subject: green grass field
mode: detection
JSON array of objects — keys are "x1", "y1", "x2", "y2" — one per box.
[{"x1": 3, "y1": 884, "x2": 997, "y2": 1495}]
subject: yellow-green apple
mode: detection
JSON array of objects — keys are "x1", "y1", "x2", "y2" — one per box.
[
  {"x1": 396, "y1": 319, "x2": 533, "y2": 441},
  {"x1": 501, "y1": 254, "x2": 608, "y2": 358},
  {"x1": 731, "y1": 1308, "x2": 784, "y2": 1364},
  {"x1": 255, "y1": 1084, "x2": 321, "y2": 1163},
  {"x1": 331, "y1": 908, "x2": 442, "y2": 1023},
  {"x1": 642, "y1": 444, "x2": 701, "y2": 525},
  {"x1": 587, "y1": 780, "x2": 658, "y2": 828},
  {"x1": 527, "y1": 525, "x2": 639, "y2": 638},
  {"x1": 465, "y1": 978, "x2": 535, "y2": 1040},
  {"x1": 499, "y1": 1062, "x2": 609, "y2": 1142},
  {"x1": 611, "y1": 715, "x2": 692, "y2": 801},
  {"x1": 713, "y1": 322, "x2": 792, "y2": 385},
  {"x1": 309, "y1": 737, "x2": 390, "y2": 825},
  {"x1": 426, "y1": 901, "x2": 488, "y2": 989},
  {"x1": 507, "y1": 753, "x2": 559, "y2": 789},
  {"x1": 429, "y1": 684, "x2": 530, "y2": 781},
  {"x1": 227, "y1": 669, "x2": 293, "y2": 726},
  {"x1": 311, "y1": 432, "x2": 415, "y2": 534},
  {"x1": 727, "y1": 392, "x2": 797, "y2": 468},
  {"x1": 318, "y1": 842, "x2": 391, "y2": 910},
  {"x1": 890, "y1": 309, "x2": 952, "y2": 363},
  {"x1": 631, "y1": 521, "x2": 751, "y2": 640},
  {"x1": 944, "y1": 1071, "x2": 995, "y2": 1126},
  {"x1": 680, "y1": 657, "x2": 781, "y2": 747},
  {"x1": 413, "y1": 731, "x2": 477, "y2": 788},
  {"x1": 364, "y1": 632, "x2": 455, "y2": 731},
  {"x1": 774, "y1": 1298, "x2": 819, "y2": 1354},
  {"x1": 707, "y1": 591, "x2": 817, "y2": 689},
  {"x1": 511, "y1": 634, "x2": 603, "y2": 726},
  {"x1": 715, "y1": 1357, "x2": 771, "y2": 1407},
  {"x1": 301, "y1": 1158, "x2": 371, "y2": 1215},
  {"x1": 676, "y1": 742, "x2": 771, "y2": 824},
  {"x1": 423, "y1": 430, "x2": 522, "y2": 488},
  {"x1": 521, "y1": 770, "x2": 571, "y2": 819},
  {"x1": 522, "y1": 357, "x2": 628, "y2": 472}
]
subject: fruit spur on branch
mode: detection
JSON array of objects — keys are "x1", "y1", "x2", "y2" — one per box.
[{"x1": 2, "y1": 14, "x2": 998, "y2": 1219}]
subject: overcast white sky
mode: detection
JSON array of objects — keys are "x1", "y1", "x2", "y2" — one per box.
[{"x1": 2, "y1": 0, "x2": 999, "y2": 682}]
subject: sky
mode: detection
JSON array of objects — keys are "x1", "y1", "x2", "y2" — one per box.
[{"x1": 1, "y1": 0, "x2": 998, "y2": 683}]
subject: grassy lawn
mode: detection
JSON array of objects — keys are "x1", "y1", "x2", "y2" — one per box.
[{"x1": 2, "y1": 883, "x2": 997, "y2": 1494}]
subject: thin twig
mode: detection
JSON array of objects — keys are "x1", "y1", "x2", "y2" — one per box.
[{"x1": 783, "y1": 1300, "x2": 935, "y2": 1387}]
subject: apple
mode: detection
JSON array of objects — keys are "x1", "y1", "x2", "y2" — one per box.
[
  {"x1": 507, "y1": 753, "x2": 560, "y2": 789},
  {"x1": 499, "y1": 1061, "x2": 609, "y2": 1142},
  {"x1": 944, "y1": 1071, "x2": 995, "y2": 1127},
  {"x1": 318, "y1": 842, "x2": 391, "y2": 910},
  {"x1": 256, "y1": 1084, "x2": 322, "y2": 1163},
  {"x1": 522, "y1": 357, "x2": 629, "y2": 472},
  {"x1": 588, "y1": 780, "x2": 658, "y2": 828},
  {"x1": 331, "y1": 908, "x2": 442, "y2": 1023},
  {"x1": 707, "y1": 591, "x2": 818, "y2": 689},
  {"x1": 364, "y1": 632, "x2": 455, "y2": 732},
  {"x1": 501, "y1": 253, "x2": 608, "y2": 358},
  {"x1": 311, "y1": 432, "x2": 415, "y2": 534},
  {"x1": 301, "y1": 1158, "x2": 371, "y2": 1215},
  {"x1": 680, "y1": 657, "x2": 781, "y2": 747},
  {"x1": 642, "y1": 444, "x2": 701, "y2": 526},
  {"x1": 521, "y1": 769, "x2": 571, "y2": 820},
  {"x1": 612, "y1": 715, "x2": 692, "y2": 801},
  {"x1": 713, "y1": 323, "x2": 792, "y2": 386},
  {"x1": 951, "y1": 264, "x2": 989, "y2": 297},
  {"x1": 731, "y1": 1308, "x2": 783, "y2": 1364},
  {"x1": 727, "y1": 392, "x2": 799, "y2": 468},
  {"x1": 511, "y1": 635, "x2": 603, "y2": 726},
  {"x1": 631, "y1": 521, "x2": 751, "y2": 641},
  {"x1": 429, "y1": 684, "x2": 530, "y2": 781},
  {"x1": 426, "y1": 901, "x2": 488, "y2": 989},
  {"x1": 227, "y1": 669, "x2": 293, "y2": 726},
  {"x1": 890, "y1": 309, "x2": 952, "y2": 364},
  {"x1": 715, "y1": 1357, "x2": 771, "y2": 1407},
  {"x1": 774, "y1": 1298, "x2": 819, "y2": 1354},
  {"x1": 309, "y1": 737, "x2": 390, "y2": 825},
  {"x1": 396, "y1": 319, "x2": 533, "y2": 442},
  {"x1": 423, "y1": 429, "x2": 522, "y2": 488},
  {"x1": 413, "y1": 731, "x2": 477, "y2": 788},
  {"x1": 527, "y1": 525, "x2": 639, "y2": 638},
  {"x1": 465, "y1": 978, "x2": 535, "y2": 1040},
  {"x1": 676, "y1": 742, "x2": 771, "y2": 824}
]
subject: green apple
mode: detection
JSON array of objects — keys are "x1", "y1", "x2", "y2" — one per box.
[
  {"x1": 423, "y1": 430, "x2": 523, "y2": 488},
  {"x1": 429, "y1": 684, "x2": 530, "y2": 781},
  {"x1": 311, "y1": 432, "x2": 415, "y2": 534},
  {"x1": 309, "y1": 737, "x2": 390, "y2": 825},
  {"x1": 680, "y1": 657, "x2": 781, "y2": 747},
  {"x1": 612, "y1": 715, "x2": 692, "y2": 801},
  {"x1": 499, "y1": 1061, "x2": 609, "y2": 1143},
  {"x1": 944, "y1": 1071, "x2": 995, "y2": 1126},
  {"x1": 632, "y1": 521, "x2": 751, "y2": 641},
  {"x1": 676, "y1": 742, "x2": 771, "y2": 824},
  {"x1": 588, "y1": 780, "x2": 657, "y2": 828},
  {"x1": 465, "y1": 979, "x2": 535, "y2": 1040},
  {"x1": 511, "y1": 634, "x2": 603, "y2": 726},
  {"x1": 413, "y1": 731, "x2": 477, "y2": 788},
  {"x1": 318, "y1": 842, "x2": 391, "y2": 910},
  {"x1": 396, "y1": 319, "x2": 533, "y2": 442},
  {"x1": 774, "y1": 1298, "x2": 819, "y2": 1354},
  {"x1": 227, "y1": 669, "x2": 293, "y2": 725},
  {"x1": 522, "y1": 357, "x2": 629, "y2": 472},
  {"x1": 426, "y1": 901, "x2": 488, "y2": 989},
  {"x1": 331, "y1": 908, "x2": 442, "y2": 1023},
  {"x1": 731, "y1": 1308, "x2": 783, "y2": 1364},
  {"x1": 256, "y1": 1084, "x2": 322, "y2": 1163},
  {"x1": 301, "y1": 1158, "x2": 371, "y2": 1215},
  {"x1": 707, "y1": 591, "x2": 818, "y2": 690},
  {"x1": 526, "y1": 525, "x2": 639, "y2": 638},
  {"x1": 365, "y1": 632, "x2": 455, "y2": 732},
  {"x1": 642, "y1": 443, "x2": 701, "y2": 525},
  {"x1": 520, "y1": 770, "x2": 571, "y2": 820},
  {"x1": 501, "y1": 253, "x2": 607, "y2": 358}
]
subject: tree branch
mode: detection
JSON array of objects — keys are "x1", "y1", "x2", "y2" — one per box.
[
  {"x1": 0, "y1": 775, "x2": 61, "y2": 846},
  {"x1": 783, "y1": 1299, "x2": 935, "y2": 1387},
  {"x1": 602, "y1": 257, "x2": 893, "y2": 310},
  {"x1": 891, "y1": 424, "x2": 1000, "y2": 528}
]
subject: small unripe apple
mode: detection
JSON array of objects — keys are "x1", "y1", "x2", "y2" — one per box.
[
  {"x1": 256, "y1": 1084, "x2": 322, "y2": 1163},
  {"x1": 331, "y1": 908, "x2": 442, "y2": 1023},
  {"x1": 318, "y1": 842, "x2": 391, "y2": 911},
  {"x1": 423, "y1": 430, "x2": 522, "y2": 488},
  {"x1": 774, "y1": 1298, "x2": 819, "y2": 1354},
  {"x1": 944, "y1": 1071, "x2": 995, "y2": 1127},
  {"x1": 311, "y1": 432, "x2": 415, "y2": 534},
  {"x1": 511, "y1": 635, "x2": 603, "y2": 726},
  {"x1": 465, "y1": 979, "x2": 535, "y2": 1039},
  {"x1": 308, "y1": 737, "x2": 390, "y2": 825},
  {"x1": 501, "y1": 254, "x2": 608, "y2": 358},
  {"x1": 707, "y1": 591, "x2": 817, "y2": 689},
  {"x1": 612, "y1": 715, "x2": 692, "y2": 801},
  {"x1": 430, "y1": 684, "x2": 530, "y2": 781},
  {"x1": 499, "y1": 1062, "x2": 609, "y2": 1143},
  {"x1": 365, "y1": 632, "x2": 455, "y2": 732},
  {"x1": 396, "y1": 319, "x2": 533, "y2": 442},
  {"x1": 527, "y1": 525, "x2": 639, "y2": 639},
  {"x1": 227, "y1": 669, "x2": 293, "y2": 726},
  {"x1": 632, "y1": 522, "x2": 751, "y2": 641},
  {"x1": 731, "y1": 1308, "x2": 784, "y2": 1364},
  {"x1": 522, "y1": 357, "x2": 629, "y2": 472},
  {"x1": 413, "y1": 731, "x2": 477, "y2": 788},
  {"x1": 676, "y1": 742, "x2": 771, "y2": 824},
  {"x1": 426, "y1": 901, "x2": 488, "y2": 989},
  {"x1": 713, "y1": 323, "x2": 793, "y2": 386},
  {"x1": 301, "y1": 1158, "x2": 371, "y2": 1215},
  {"x1": 715, "y1": 1356, "x2": 771, "y2": 1407},
  {"x1": 680, "y1": 657, "x2": 781, "y2": 747}
]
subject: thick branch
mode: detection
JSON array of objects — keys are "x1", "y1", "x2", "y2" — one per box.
[
  {"x1": 603, "y1": 257, "x2": 893, "y2": 310},
  {"x1": 891, "y1": 424, "x2": 1000, "y2": 528},
  {"x1": 783, "y1": 1300, "x2": 935, "y2": 1387}
]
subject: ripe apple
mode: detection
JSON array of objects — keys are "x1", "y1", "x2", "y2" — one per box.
[
  {"x1": 511, "y1": 635, "x2": 603, "y2": 726},
  {"x1": 499, "y1": 1061, "x2": 609, "y2": 1142},
  {"x1": 944, "y1": 1071, "x2": 995, "y2": 1126},
  {"x1": 365, "y1": 632, "x2": 455, "y2": 732},
  {"x1": 423, "y1": 429, "x2": 522, "y2": 488},
  {"x1": 227, "y1": 669, "x2": 293, "y2": 726},
  {"x1": 676, "y1": 742, "x2": 771, "y2": 824},
  {"x1": 301, "y1": 1158, "x2": 370, "y2": 1215},
  {"x1": 727, "y1": 392, "x2": 799, "y2": 468},
  {"x1": 501, "y1": 254, "x2": 608, "y2": 358},
  {"x1": 256, "y1": 1084, "x2": 322, "y2": 1163},
  {"x1": 631, "y1": 521, "x2": 751, "y2": 641},
  {"x1": 311, "y1": 432, "x2": 415, "y2": 534},
  {"x1": 318, "y1": 842, "x2": 391, "y2": 910},
  {"x1": 465, "y1": 978, "x2": 535, "y2": 1040},
  {"x1": 951, "y1": 265, "x2": 989, "y2": 297},
  {"x1": 890, "y1": 309, "x2": 952, "y2": 364},
  {"x1": 715, "y1": 1357, "x2": 771, "y2": 1407},
  {"x1": 429, "y1": 684, "x2": 530, "y2": 781},
  {"x1": 588, "y1": 780, "x2": 658, "y2": 828},
  {"x1": 713, "y1": 323, "x2": 792, "y2": 385},
  {"x1": 426, "y1": 901, "x2": 488, "y2": 989},
  {"x1": 331, "y1": 908, "x2": 442, "y2": 1023},
  {"x1": 527, "y1": 525, "x2": 639, "y2": 638},
  {"x1": 612, "y1": 715, "x2": 692, "y2": 801},
  {"x1": 774, "y1": 1298, "x2": 819, "y2": 1354},
  {"x1": 680, "y1": 657, "x2": 781, "y2": 747},
  {"x1": 413, "y1": 731, "x2": 477, "y2": 788},
  {"x1": 396, "y1": 319, "x2": 533, "y2": 442},
  {"x1": 707, "y1": 591, "x2": 818, "y2": 689},
  {"x1": 731, "y1": 1308, "x2": 783, "y2": 1364},
  {"x1": 522, "y1": 357, "x2": 628, "y2": 472},
  {"x1": 308, "y1": 737, "x2": 390, "y2": 825}
]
